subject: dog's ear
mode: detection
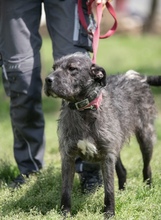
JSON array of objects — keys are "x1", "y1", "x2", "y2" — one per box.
[{"x1": 90, "y1": 64, "x2": 107, "y2": 86}]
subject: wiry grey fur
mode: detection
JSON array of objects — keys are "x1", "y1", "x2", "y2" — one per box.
[{"x1": 44, "y1": 52, "x2": 161, "y2": 218}]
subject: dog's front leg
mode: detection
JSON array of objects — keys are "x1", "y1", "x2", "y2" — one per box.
[
  {"x1": 60, "y1": 156, "x2": 75, "y2": 216},
  {"x1": 101, "y1": 153, "x2": 116, "y2": 218}
]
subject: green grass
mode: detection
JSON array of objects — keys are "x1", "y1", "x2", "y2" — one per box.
[{"x1": 0, "y1": 34, "x2": 161, "y2": 219}]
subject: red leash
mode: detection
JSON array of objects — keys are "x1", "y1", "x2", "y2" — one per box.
[{"x1": 78, "y1": 0, "x2": 117, "y2": 63}]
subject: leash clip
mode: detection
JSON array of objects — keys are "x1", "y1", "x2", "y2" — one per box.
[{"x1": 87, "y1": 14, "x2": 97, "y2": 35}]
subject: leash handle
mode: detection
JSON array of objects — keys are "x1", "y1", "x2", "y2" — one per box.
[
  {"x1": 78, "y1": 0, "x2": 117, "y2": 38},
  {"x1": 92, "y1": 1, "x2": 118, "y2": 63},
  {"x1": 78, "y1": 0, "x2": 88, "y2": 31},
  {"x1": 78, "y1": 0, "x2": 117, "y2": 63},
  {"x1": 99, "y1": 1, "x2": 117, "y2": 39}
]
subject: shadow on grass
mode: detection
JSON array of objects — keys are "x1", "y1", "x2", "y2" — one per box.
[
  {"x1": 1, "y1": 164, "x2": 98, "y2": 218},
  {"x1": 1, "y1": 166, "x2": 62, "y2": 216},
  {"x1": 0, "y1": 159, "x2": 19, "y2": 184}
]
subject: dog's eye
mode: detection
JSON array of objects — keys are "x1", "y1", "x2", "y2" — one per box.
[{"x1": 68, "y1": 66, "x2": 78, "y2": 72}]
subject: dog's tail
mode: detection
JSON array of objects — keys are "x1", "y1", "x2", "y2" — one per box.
[
  {"x1": 146, "y1": 76, "x2": 161, "y2": 86},
  {"x1": 125, "y1": 70, "x2": 161, "y2": 87}
]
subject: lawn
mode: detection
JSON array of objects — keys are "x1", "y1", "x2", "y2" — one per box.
[{"x1": 0, "y1": 34, "x2": 161, "y2": 220}]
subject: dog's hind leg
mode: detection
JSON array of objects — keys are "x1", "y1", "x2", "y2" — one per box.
[
  {"x1": 135, "y1": 125, "x2": 155, "y2": 185},
  {"x1": 101, "y1": 153, "x2": 116, "y2": 218},
  {"x1": 115, "y1": 155, "x2": 127, "y2": 190},
  {"x1": 60, "y1": 156, "x2": 75, "y2": 215}
]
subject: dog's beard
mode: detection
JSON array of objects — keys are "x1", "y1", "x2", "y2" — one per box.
[
  {"x1": 48, "y1": 92, "x2": 58, "y2": 98},
  {"x1": 44, "y1": 86, "x2": 75, "y2": 101},
  {"x1": 44, "y1": 85, "x2": 58, "y2": 98},
  {"x1": 46, "y1": 90, "x2": 58, "y2": 98}
]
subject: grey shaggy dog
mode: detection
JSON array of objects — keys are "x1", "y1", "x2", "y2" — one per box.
[{"x1": 44, "y1": 52, "x2": 161, "y2": 218}]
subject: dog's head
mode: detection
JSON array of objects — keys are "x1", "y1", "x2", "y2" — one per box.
[{"x1": 44, "y1": 53, "x2": 107, "y2": 101}]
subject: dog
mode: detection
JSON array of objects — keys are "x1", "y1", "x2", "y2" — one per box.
[{"x1": 44, "y1": 52, "x2": 161, "y2": 218}]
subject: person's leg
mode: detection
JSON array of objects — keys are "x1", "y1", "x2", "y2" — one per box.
[
  {"x1": 44, "y1": 0, "x2": 92, "y2": 60},
  {"x1": 44, "y1": 0, "x2": 102, "y2": 192},
  {"x1": 0, "y1": 0, "x2": 45, "y2": 177}
]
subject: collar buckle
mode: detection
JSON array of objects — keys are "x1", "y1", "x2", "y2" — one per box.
[{"x1": 75, "y1": 98, "x2": 90, "y2": 110}]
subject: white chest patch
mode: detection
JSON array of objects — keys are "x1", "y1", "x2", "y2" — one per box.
[{"x1": 77, "y1": 139, "x2": 98, "y2": 157}]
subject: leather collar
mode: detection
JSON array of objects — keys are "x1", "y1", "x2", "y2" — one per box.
[{"x1": 68, "y1": 91, "x2": 102, "y2": 111}]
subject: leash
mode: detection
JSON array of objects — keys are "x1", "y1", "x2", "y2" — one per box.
[{"x1": 78, "y1": 0, "x2": 117, "y2": 63}]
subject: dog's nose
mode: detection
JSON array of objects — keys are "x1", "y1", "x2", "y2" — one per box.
[{"x1": 45, "y1": 76, "x2": 53, "y2": 85}]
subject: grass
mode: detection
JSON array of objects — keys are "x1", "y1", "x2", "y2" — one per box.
[{"x1": 0, "y1": 34, "x2": 161, "y2": 220}]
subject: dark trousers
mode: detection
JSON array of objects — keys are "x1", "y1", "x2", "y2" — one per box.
[{"x1": 0, "y1": 0, "x2": 96, "y2": 174}]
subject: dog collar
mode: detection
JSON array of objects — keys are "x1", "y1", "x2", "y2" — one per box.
[{"x1": 68, "y1": 92, "x2": 102, "y2": 111}]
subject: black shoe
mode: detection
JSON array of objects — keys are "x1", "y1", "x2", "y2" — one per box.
[
  {"x1": 8, "y1": 174, "x2": 28, "y2": 189},
  {"x1": 75, "y1": 159, "x2": 103, "y2": 193},
  {"x1": 8, "y1": 172, "x2": 38, "y2": 189},
  {"x1": 79, "y1": 170, "x2": 103, "y2": 193}
]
